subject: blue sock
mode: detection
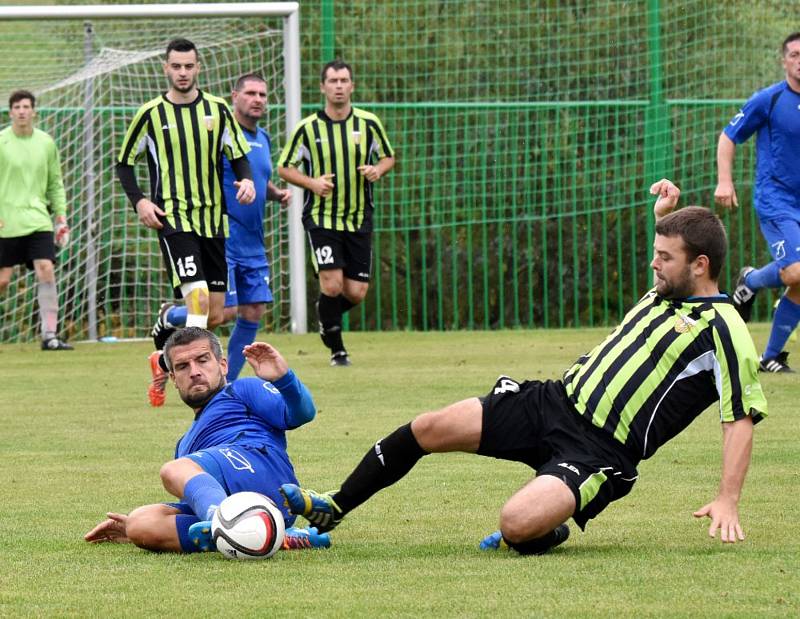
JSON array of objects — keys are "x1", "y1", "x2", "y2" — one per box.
[
  {"x1": 166, "y1": 305, "x2": 187, "y2": 327},
  {"x1": 764, "y1": 295, "x2": 800, "y2": 359},
  {"x1": 745, "y1": 262, "x2": 782, "y2": 291},
  {"x1": 226, "y1": 318, "x2": 259, "y2": 382},
  {"x1": 175, "y1": 514, "x2": 202, "y2": 553},
  {"x1": 182, "y1": 473, "x2": 227, "y2": 521}
]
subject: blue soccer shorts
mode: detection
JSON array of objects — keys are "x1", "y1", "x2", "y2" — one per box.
[
  {"x1": 183, "y1": 444, "x2": 297, "y2": 525},
  {"x1": 758, "y1": 217, "x2": 800, "y2": 270},
  {"x1": 224, "y1": 260, "x2": 273, "y2": 308}
]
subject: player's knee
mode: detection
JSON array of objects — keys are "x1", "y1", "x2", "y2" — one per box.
[
  {"x1": 779, "y1": 264, "x2": 800, "y2": 287},
  {"x1": 159, "y1": 460, "x2": 182, "y2": 490},
  {"x1": 207, "y1": 307, "x2": 224, "y2": 329},
  {"x1": 498, "y1": 502, "x2": 550, "y2": 543},
  {"x1": 125, "y1": 509, "x2": 162, "y2": 550}
]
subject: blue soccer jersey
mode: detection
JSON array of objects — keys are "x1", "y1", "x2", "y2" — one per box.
[
  {"x1": 724, "y1": 80, "x2": 800, "y2": 220},
  {"x1": 223, "y1": 126, "x2": 273, "y2": 262},
  {"x1": 175, "y1": 371, "x2": 315, "y2": 458}
]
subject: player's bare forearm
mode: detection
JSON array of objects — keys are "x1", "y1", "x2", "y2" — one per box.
[
  {"x1": 278, "y1": 166, "x2": 313, "y2": 191},
  {"x1": 716, "y1": 133, "x2": 736, "y2": 184},
  {"x1": 692, "y1": 416, "x2": 753, "y2": 543},
  {"x1": 375, "y1": 155, "x2": 395, "y2": 178},
  {"x1": 718, "y1": 415, "x2": 753, "y2": 503}
]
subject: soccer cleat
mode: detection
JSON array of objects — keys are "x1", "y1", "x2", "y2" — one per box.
[
  {"x1": 282, "y1": 526, "x2": 332, "y2": 550},
  {"x1": 759, "y1": 351, "x2": 794, "y2": 373},
  {"x1": 330, "y1": 351, "x2": 351, "y2": 367},
  {"x1": 479, "y1": 531, "x2": 509, "y2": 551},
  {"x1": 279, "y1": 484, "x2": 343, "y2": 533},
  {"x1": 187, "y1": 520, "x2": 215, "y2": 552},
  {"x1": 732, "y1": 266, "x2": 757, "y2": 323},
  {"x1": 148, "y1": 350, "x2": 168, "y2": 407},
  {"x1": 41, "y1": 337, "x2": 73, "y2": 351},
  {"x1": 479, "y1": 524, "x2": 570, "y2": 555},
  {"x1": 151, "y1": 302, "x2": 177, "y2": 351}
]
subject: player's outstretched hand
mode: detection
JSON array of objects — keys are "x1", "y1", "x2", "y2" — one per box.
[
  {"x1": 649, "y1": 178, "x2": 681, "y2": 220},
  {"x1": 243, "y1": 342, "x2": 289, "y2": 382},
  {"x1": 135, "y1": 198, "x2": 166, "y2": 229},
  {"x1": 84, "y1": 512, "x2": 130, "y2": 544},
  {"x1": 693, "y1": 499, "x2": 745, "y2": 543},
  {"x1": 234, "y1": 179, "x2": 256, "y2": 205},
  {"x1": 713, "y1": 180, "x2": 739, "y2": 209}
]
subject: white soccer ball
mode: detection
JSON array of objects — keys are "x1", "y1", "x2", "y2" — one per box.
[{"x1": 211, "y1": 491, "x2": 285, "y2": 560}]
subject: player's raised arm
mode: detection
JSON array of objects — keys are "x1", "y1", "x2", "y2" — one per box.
[
  {"x1": 243, "y1": 342, "x2": 289, "y2": 382},
  {"x1": 649, "y1": 178, "x2": 681, "y2": 220}
]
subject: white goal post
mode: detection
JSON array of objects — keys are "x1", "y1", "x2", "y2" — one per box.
[{"x1": 0, "y1": 2, "x2": 307, "y2": 341}]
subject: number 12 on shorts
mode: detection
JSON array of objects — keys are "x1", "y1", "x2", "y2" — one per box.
[{"x1": 315, "y1": 245, "x2": 334, "y2": 265}]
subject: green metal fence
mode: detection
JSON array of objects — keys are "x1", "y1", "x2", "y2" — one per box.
[{"x1": 0, "y1": 0, "x2": 790, "y2": 341}]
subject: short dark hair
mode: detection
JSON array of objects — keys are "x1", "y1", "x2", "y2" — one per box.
[
  {"x1": 165, "y1": 38, "x2": 198, "y2": 60},
  {"x1": 782, "y1": 32, "x2": 800, "y2": 56},
  {"x1": 655, "y1": 206, "x2": 727, "y2": 281},
  {"x1": 233, "y1": 73, "x2": 266, "y2": 92},
  {"x1": 163, "y1": 327, "x2": 223, "y2": 371},
  {"x1": 321, "y1": 59, "x2": 353, "y2": 82},
  {"x1": 9, "y1": 89, "x2": 35, "y2": 109}
]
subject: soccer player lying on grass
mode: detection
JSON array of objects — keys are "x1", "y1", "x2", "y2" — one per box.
[
  {"x1": 85, "y1": 328, "x2": 330, "y2": 553},
  {"x1": 281, "y1": 179, "x2": 768, "y2": 555}
]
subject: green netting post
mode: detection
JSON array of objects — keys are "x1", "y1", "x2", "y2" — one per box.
[
  {"x1": 644, "y1": 0, "x2": 670, "y2": 249},
  {"x1": 321, "y1": 0, "x2": 335, "y2": 62}
]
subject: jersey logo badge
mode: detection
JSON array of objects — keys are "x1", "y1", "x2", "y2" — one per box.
[
  {"x1": 674, "y1": 314, "x2": 696, "y2": 334},
  {"x1": 772, "y1": 239, "x2": 786, "y2": 261},
  {"x1": 729, "y1": 110, "x2": 745, "y2": 126},
  {"x1": 352, "y1": 130, "x2": 362, "y2": 142},
  {"x1": 204, "y1": 115, "x2": 216, "y2": 131}
]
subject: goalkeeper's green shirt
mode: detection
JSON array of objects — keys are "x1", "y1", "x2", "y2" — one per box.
[
  {"x1": 563, "y1": 289, "x2": 767, "y2": 461},
  {"x1": 0, "y1": 127, "x2": 67, "y2": 238}
]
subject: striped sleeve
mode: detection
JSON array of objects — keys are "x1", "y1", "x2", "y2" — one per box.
[
  {"x1": 712, "y1": 308, "x2": 768, "y2": 423},
  {"x1": 219, "y1": 101, "x2": 251, "y2": 160},
  {"x1": 366, "y1": 113, "x2": 394, "y2": 159},
  {"x1": 278, "y1": 116, "x2": 312, "y2": 169},
  {"x1": 117, "y1": 101, "x2": 153, "y2": 165}
]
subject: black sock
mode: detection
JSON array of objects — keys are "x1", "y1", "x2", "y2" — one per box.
[
  {"x1": 333, "y1": 423, "x2": 429, "y2": 514},
  {"x1": 504, "y1": 525, "x2": 569, "y2": 555},
  {"x1": 338, "y1": 295, "x2": 355, "y2": 314},
  {"x1": 317, "y1": 293, "x2": 345, "y2": 353}
]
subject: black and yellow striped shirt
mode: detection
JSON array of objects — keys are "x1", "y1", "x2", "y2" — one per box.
[
  {"x1": 117, "y1": 90, "x2": 250, "y2": 238},
  {"x1": 563, "y1": 290, "x2": 767, "y2": 461},
  {"x1": 278, "y1": 107, "x2": 394, "y2": 232}
]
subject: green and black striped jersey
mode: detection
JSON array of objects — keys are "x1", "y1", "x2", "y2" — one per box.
[
  {"x1": 117, "y1": 90, "x2": 250, "y2": 238},
  {"x1": 278, "y1": 107, "x2": 394, "y2": 232},
  {"x1": 563, "y1": 290, "x2": 767, "y2": 461}
]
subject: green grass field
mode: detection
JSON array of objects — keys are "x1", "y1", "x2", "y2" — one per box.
[{"x1": 1, "y1": 327, "x2": 798, "y2": 618}]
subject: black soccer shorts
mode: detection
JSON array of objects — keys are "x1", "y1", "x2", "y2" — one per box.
[
  {"x1": 158, "y1": 232, "x2": 227, "y2": 298},
  {"x1": 477, "y1": 376, "x2": 639, "y2": 530},
  {"x1": 307, "y1": 227, "x2": 372, "y2": 282},
  {"x1": 0, "y1": 231, "x2": 56, "y2": 269}
]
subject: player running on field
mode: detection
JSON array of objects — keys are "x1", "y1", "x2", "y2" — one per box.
[
  {"x1": 115, "y1": 38, "x2": 255, "y2": 407},
  {"x1": 152, "y1": 73, "x2": 291, "y2": 383}
]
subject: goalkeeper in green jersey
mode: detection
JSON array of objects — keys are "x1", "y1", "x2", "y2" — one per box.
[{"x1": 0, "y1": 90, "x2": 72, "y2": 350}]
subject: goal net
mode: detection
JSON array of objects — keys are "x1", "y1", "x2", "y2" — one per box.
[{"x1": 0, "y1": 10, "x2": 294, "y2": 342}]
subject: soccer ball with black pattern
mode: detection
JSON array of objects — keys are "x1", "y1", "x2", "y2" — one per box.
[{"x1": 211, "y1": 492, "x2": 285, "y2": 559}]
